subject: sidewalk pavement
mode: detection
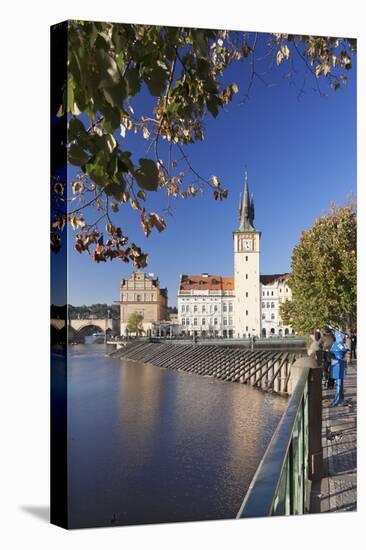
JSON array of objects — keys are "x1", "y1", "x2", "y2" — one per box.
[{"x1": 310, "y1": 360, "x2": 357, "y2": 513}]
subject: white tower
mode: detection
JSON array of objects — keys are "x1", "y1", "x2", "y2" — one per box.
[{"x1": 233, "y1": 173, "x2": 261, "y2": 338}]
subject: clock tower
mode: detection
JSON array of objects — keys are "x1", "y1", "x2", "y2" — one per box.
[{"x1": 233, "y1": 173, "x2": 261, "y2": 338}]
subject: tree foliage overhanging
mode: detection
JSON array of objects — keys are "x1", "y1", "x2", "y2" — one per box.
[
  {"x1": 280, "y1": 203, "x2": 357, "y2": 335},
  {"x1": 51, "y1": 21, "x2": 356, "y2": 267}
]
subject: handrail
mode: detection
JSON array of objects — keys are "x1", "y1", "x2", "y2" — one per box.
[{"x1": 237, "y1": 366, "x2": 310, "y2": 518}]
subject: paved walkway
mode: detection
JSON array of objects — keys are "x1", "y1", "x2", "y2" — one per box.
[{"x1": 311, "y1": 361, "x2": 357, "y2": 513}]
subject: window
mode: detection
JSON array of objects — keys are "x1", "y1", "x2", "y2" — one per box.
[
  {"x1": 271, "y1": 291, "x2": 274, "y2": 296},
  {"x1": 223, "y1": 318, "x2": 227, "y2": 326},
  {"x1": 267, "y1": 302, "x2": 270, "y2": 308},
  {"x1": 246, "y1": 310, "x2": 248, "y2": 316},
  {"x1": 245, "y1": 274, "x2": 248, "y2": 280},
  {"x1": 262, "y1": 302, "x2": 265, "y2": 308},
  {"x1": 214, "y1": 305, "x2": 218, "y2": 312},
  {"x1": 246, "y1": 292, "x2": 248, "y2": 298},
  {"x1": 229, "y1": 303, "x2": 233, "y2": 312},
  {"x1": 229, "y1": 317, "x2": 232, "y2": 325},
  {"x1": 202, "y1": 305, "x2": 206, "y2": 313},
  {"x1": 186, "y1": 305, "x2": 189, "y2": 312},
  {"x1": 286, "y1": 287, "x2": 288, "y2": 293},
  {"x1": 245, "y1": 256, "x2": 248, "y2": 261},
  {"x1": 262, "y1": 291, "x2": 265, "y2": 296},
  {"x1": 280, "y1": 288, "x2": 282, "y2": 293},
  {"x1": 194, "y1": 305, "x2": 198, "y2": 313},
  {"x1": 223, "y1": 303, "x2": 227, "y2": 312},
  {"x1": 186, "y1": 318, "x2": 190, "y2": 325},
  {"x1": 246, "y1": 326, "x2": 248, "y2": 332},
  {"x1": 262, "y1": 313, "x2": 265, "y2": 320},
  {"x1": 271, "y1": 313, "x2": 275, "y2": 320},
  {"x1": 214, "y1": 318, "x2": 218, "y2": 325},
  {"x1": 194, "y1": 318, "x2": 198, "y2": 326},
  {"x1": 136, "y1": 294, "x2": 142, "y2": 301},
  {"x1": 181, "y1": 305, "x2": 185, "y2": 313},
  {"x1": 202, "y1": 318, "x2": 206, "y2": 325},
  {"x1": 271, "y1": 302, "x2": 275, "y2": 308},
  {"x1": 182, "y1": 319, "x2": 186, "y2": 326}
]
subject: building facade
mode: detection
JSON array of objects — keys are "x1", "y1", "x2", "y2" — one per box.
[
  {"x1": 178, "y1": 274, "x2": 235, "y2": 337},
  {"x1": 120, "y1": 271, "x2": 168, "y2": 336},
  {"x1": 177, "y1": 174, "x2": 294, "y2": 338},
  {"x1": 260, "y1": 274, "x2": 294, "y2": 337}
]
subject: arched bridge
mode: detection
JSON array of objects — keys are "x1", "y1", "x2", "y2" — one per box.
[
  {"x1": 69, "y1": 318, "x2": 119, "y2": 334},
  {"x1": 51, "y1": 317, "x2": 120, "y2": 342}
]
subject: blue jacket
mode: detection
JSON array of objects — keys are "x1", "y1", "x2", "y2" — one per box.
[{"x1": 330, "y1": 331, "x2": 349, "y2": 380}]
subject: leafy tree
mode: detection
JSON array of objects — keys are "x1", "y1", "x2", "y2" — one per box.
[
  {"x1": 68, "y1": 303, "x2": 120, "y2": 319},
  {"x1": 51, "y1": 21, "x2": 356, "y2": 266},
  {"x1": 127, "y1": 312, "x2": 145, "y2": 335},
  {"x1": 280, "y1": 203, "x2": 356, "y2": 335}
]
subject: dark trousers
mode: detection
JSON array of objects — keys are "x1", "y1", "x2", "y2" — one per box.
[{"x1": 323, "y1": 361, "x2": 334, "y2": 389}]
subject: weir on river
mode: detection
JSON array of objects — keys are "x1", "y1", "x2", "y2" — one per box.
[{"x1": 110, "y1": 341, "x2": 304, "y2": 394}]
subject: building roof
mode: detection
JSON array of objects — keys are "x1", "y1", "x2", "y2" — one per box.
[
  {"x1": 179, "y1": 273, "x2": 289, "y2": 291},
  {"x1": 260, "y1": 273, "x2": 289, "y2": 285},
  {"x1": 179, "y1": 274, "x2": 234, "y2": 291}
]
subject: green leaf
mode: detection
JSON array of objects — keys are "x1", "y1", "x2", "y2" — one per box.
[
  {"x1": 144, "y1": 66, "x2": 168, "y2": 96},
  {"x1": 194, "y1": 30, "x2": 209, "y2": 59},
  {"x1": 166, "y1": 101, "x2": 180, "y2": 115},
  {"x1": 206, "y1": 95, "x2": 220, "y2": 118},
  {"x1": 68, "y1": 118, "x2": 86, "y2": 139},
  {"x1": 102, "y1": 106, "x2": 122, "y2": 131},
  {"x1": 68, "y1": 144, "x2": 89, "y2": 166},
  {"x1": 95, "y1": 32, "x2": 110, "y2": 51},
  {"x1": 67, "y1": 77, "x2": 75, "y2": 112},
  {"x1": 125, "y1": 66, "x2": 141, "y2": 97},
  {"x1": 118, "y1": 151, "x2": 133, "y2": 172},
  {"x1": 101, "y1": 83, "x2": 126, "y2": 109},
  {"x1": 133, "y1": 158, "x2": 159, "y2": 191},
  {"x1": 83, "y1": 154, "x2": 106, "y2": 185},
  {"x1": 95, "y1": 49, "x2": 121, "y2": 86},
  {"x1": 104, "y1": 175, "x2": 126, "y2": 198}
]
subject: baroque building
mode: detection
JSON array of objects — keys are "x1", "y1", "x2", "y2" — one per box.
[
  {"x1": 120, "y1": 271, "x2": 168, "y2": 336},
  {"x1": 178, "y1": 274, "x2": 235, "y2": 337},
  {"x1": 177, "y1": 174, "x2": 294, "y2": 338}
]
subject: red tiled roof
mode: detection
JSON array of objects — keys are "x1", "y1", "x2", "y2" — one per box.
[
  {"x1": 260, "y1": 273, "x2": 289, "y2": 285},
  {"x1": 180, "y1": 273, "x2": 288, "y2": 290},
  {"x1": 180, "y1": 274, "x2": 234, "y2": 291}
]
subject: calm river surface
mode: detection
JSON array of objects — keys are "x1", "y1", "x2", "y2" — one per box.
[{"x1": 67, "y1": 344, "x2": 287, "y2": 528}]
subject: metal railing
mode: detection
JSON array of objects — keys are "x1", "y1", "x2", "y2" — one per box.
[{"x1": 237, "y1": 366, "x2": 311, "y2": 517}]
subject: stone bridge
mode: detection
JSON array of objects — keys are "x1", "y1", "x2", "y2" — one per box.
[
  {"x1": 69, "y1": 318, "x2": 119, "y2": 334},
  {"x1": 51, "y1": 318, "x2": 120, "y2": 339}
]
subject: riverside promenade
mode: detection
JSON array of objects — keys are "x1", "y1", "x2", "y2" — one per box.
[{"x1": 311, "y1": 360, "x2": 357, "y2": 513}]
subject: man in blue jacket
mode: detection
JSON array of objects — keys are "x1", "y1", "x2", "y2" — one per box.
[{"x1": 330, "y1": 330, "x2": 350, "y2": 406}]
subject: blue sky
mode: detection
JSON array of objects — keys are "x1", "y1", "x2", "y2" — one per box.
[{"x1": 65, "y1": 33, "x2": 356, "y2": 307}]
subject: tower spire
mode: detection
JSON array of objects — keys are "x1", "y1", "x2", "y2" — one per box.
[{"x1": 238, "y1": 171, "x2": 255, "y2": 231}]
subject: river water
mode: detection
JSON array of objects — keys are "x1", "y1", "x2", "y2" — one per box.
[{"x1": 66, "y1": 344, "x2": 287, "y2": 528}]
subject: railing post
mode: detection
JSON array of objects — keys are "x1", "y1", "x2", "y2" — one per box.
[{"x1": 290, "y1": 356, "x2": 323, "y2": 483}]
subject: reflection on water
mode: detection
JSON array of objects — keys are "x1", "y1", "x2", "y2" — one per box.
[{"x1": 67, "y1": 344, "x2": 287, "y2": 528}]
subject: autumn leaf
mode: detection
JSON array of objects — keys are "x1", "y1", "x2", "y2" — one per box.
[
  {"x1": 149, "y1": 212, "x2": 167, "y2": 232},
  {"x1": 130, "y1": 199, "x2": 140, "y2": 210}
]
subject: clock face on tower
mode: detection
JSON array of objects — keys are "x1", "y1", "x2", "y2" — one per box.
[{"x1": 243, "y1": 239, "x2": 253, "y2": 250}]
